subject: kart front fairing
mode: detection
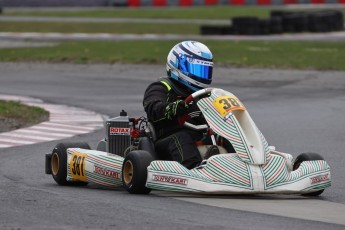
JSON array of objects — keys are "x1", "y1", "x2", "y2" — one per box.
[
  {"x1": 198, "y1": 88, "x2": 269, "y2": 165},
  {"x1": 146, "y1": 88, "x2": 331, "y2": 194}
]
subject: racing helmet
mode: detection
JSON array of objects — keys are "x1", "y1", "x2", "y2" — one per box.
[{"x1": 166, "y1": 41, "x2": 213, "y2": 92}]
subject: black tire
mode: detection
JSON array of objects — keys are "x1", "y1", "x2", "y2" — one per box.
[
  {"x1": 122, "y1": 150, "x2": 153, "y2": 194},
  {"x1": 282, "y1": 13, "x2": 309, "y2": 33},
  {"x1": 259, "y1": 19, "x2": 271, "y2": 35},
  {"x1": 200, "y1": 25, "x2": 229, "y2": 35},
  {"x1": 269, "y1": 17, "x2": 283, "y2": 34},
  {"x1": 270, "y1": 10, "x2": 293, "y2": 18},
  {"x1": 308, "y1": 11, "x2": 337, "y2": 33},
  {"x1": 293, "y1": 152, "x2": 325, "y2": 196},
  {"x1": 232, "y1": 17, "x2": 260, "y2": 35},
  {"x1": 51, "y1": 142, "x2": 90, "y2": 186}
]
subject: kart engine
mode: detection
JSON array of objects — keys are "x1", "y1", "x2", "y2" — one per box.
[{"x1": 106, "y1": 110, "x2": 131, "y2": 157}]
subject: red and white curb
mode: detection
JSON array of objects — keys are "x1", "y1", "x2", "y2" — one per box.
[{"x1": 0, "y1": 94, "x2": 106, "y2": 149}]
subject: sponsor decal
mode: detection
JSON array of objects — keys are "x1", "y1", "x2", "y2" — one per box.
[
  {"x1": 152, "y1": 174, "x2": 188, "y2": 186},
  {"x1": 109, "y1": 127, "x2": 130, "y2": 135},
  {"x1": 94, "y1": 165, "x2": 120, "y2": 179},
  {"x1": 310, "y1": 174, "x2": 329, "y2": 184},
  {"x1": 190, "y1": 59, "x2": 213, "y2": 66}
]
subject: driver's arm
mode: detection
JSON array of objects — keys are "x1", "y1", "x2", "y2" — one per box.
[{"x1": 143, "y1": 82, "x2": 188, "y2": 123}]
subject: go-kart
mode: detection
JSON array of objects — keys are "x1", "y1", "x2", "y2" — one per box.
[{"x1": 45, "y1": 88, "x2": 331, "y2": 196}]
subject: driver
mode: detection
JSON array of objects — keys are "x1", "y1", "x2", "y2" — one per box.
[{"x1": 143, "y1": 41, "x2": 214, "y2": 169}]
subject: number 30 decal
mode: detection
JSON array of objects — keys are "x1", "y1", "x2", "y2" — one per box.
[
  {"x1": 70, "y1": 152, "x2": 87, "y2": 181},
  {"x1": 213, "y1": 95, "x2": 245, "y2": 117}
]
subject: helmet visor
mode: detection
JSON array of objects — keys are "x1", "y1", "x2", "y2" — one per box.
[
  {"x1": 178, "y1": 55, "x2": 213, "y2": 83},
  {"x1": 187, "y1": 61, "x2": 213, "y2": 82}
]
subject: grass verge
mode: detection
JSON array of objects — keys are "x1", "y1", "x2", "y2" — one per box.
[
  {"x1": 0, "y1": 21, "x2": 200, "y2": 34},
  {"x1": 0, "y1": 100, "x2": 49, "y2": 132},
  {"x1": 3, "y1": 6, "x2": 344, "y2": 20},
  {"x1": 3, "y1": 6, "x2": 272, "y2": 19},
  {"x1": 0, "y1": 40, "x2": 344, "y2": 71}
]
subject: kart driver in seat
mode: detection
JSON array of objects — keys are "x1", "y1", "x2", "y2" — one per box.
[{"x1": 143, "y1": 41, "x2": 216, "y2": 169}]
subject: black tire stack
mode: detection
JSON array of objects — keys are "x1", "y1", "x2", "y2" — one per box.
[
  {"x1": 200, "y1": 25, "x2": 233, "y2": 35},
  {"x1": 200, "y1": 10, "x2": 344, "y2": 36},
  {"x1": 308, "y1": 10, "x2": 344, "y2": 32},
  {"x1": 232, "y1": 17, "x2": 260, "y2": 35}
]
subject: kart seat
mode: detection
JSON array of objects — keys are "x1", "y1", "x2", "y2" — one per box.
[
  {"x1": 197, "y1": 145, "x2": 228, "y2": 160},
  {"x1": 138, "y1": 136, "x2": 158, "y2": 160}
]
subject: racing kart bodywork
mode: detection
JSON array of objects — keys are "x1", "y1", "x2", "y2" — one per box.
[{"x1": 45, "y1": 88, "x2": 331, "y2": 195}]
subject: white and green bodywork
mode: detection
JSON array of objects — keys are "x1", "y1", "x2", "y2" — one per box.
[
  {"x1": 145, "y1": 88, "x2": 331, "y2": 194},
  {"x1": 65, "y1": 88, "x2": 331, "y2": 194}
]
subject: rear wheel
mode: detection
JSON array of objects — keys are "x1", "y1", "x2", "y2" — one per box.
[
  {"x1": 122, "y1": 150, "x2": 153, "y2": 194},
  {"x1": 51, "y1": 142, "x2": 90, "y2": 186},
  {"x1": 293, "y1": 152, "x2": 325, "y2": 196}
]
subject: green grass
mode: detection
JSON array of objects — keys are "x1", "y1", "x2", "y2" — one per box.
[
  {"x1": 0, "y1": 100, "x2": 49, "y2": 131},
  {"x1": 3, "y1": 6, "x2": 271, "y2": 19},
  {"x1": 0, "y1": 40, "x2": 344, "y2": 70},
  {"x1": 4, "y1": 6, "x2": 345, "y2": 20},
  {"x1": 0, "y1": 21, "x2": 200, "y2": 34}
]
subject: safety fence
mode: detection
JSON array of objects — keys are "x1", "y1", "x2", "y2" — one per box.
[{"x1": 1, "y1": 0, "x2": 345, "y2": 6}]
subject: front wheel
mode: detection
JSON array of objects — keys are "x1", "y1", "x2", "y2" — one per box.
[
  {"x1": 293, "y1": 152, "x2": 325, "y2": 196},
  {"x1": 51, "y1": 142, "x2": 90, "y2": 186},
  {"x1": 122, "y1": 150, "x2": 153, "y2": 194}
]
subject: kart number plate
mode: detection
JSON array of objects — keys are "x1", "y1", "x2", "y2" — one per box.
[
  {"x1": 70, "y1": 151, "x2": 87, "y2": 181},
  {"x1": 213, "y1": 96, "x2": 245, "y2": 117}
]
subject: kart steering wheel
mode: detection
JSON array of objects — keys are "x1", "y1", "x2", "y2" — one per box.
[{"x1": 178, "y1": 88, "x2": 213, "y2": 131}]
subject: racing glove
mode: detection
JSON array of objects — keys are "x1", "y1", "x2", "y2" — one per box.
[{"x1": 165, "y1": 100, "x2": 189, "y2": 120}]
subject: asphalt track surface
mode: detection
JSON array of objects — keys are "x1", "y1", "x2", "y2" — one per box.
[{"x1": 0, "y1": 62, "x2": 345, "y2": 229}]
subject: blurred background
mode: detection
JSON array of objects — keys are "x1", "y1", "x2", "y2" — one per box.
[{"x1": 0, "y1": 0, "x2": 344, "y2": 70}]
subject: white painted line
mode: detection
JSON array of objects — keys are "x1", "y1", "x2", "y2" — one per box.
[
  {"x1": 1, "y1": 132, "x2": 59, "y2": 141},
  {"x1": 28, "y1": 126, "x2": 90, "y2": 133},
  {"x1": 1, "y1": 31, "x2": 345, "y2": 42},
  {"x1": 0, "y1": 138, "x2": 35, "y2": 144},
  {"x1": 0, "y1": 144, "x2": 12, "y2": 148},
  {"x1": 38, "y1": 122, "x2": 96, "y2": 131},
  {"x1": 84, "y1": 123, "x2": 104, "y2": 127},
  {"x1": 16, "y1": 129, "x2": 73, "y2": 137}
]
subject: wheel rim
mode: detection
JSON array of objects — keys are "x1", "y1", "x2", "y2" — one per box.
[
  {"x1": 51, "y1": 152, "x2": 59, "y2": 176},
  {"x1": 123, "y1": 160, "x2": 133, "y2": 185}
]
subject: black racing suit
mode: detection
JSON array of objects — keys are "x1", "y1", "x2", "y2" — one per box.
[{"x1": 143, "y1": 77, "x2": 204, "y2": 169}]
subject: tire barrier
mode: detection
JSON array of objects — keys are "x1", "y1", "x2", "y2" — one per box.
[
  {"x1": 200, "y1": 25, "x2": 234, "y2": 35},
  {"x1": 200, "y1": 10, "x2": 344, "y2": 35}
]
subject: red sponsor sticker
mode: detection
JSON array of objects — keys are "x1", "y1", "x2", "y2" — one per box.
[
  {"x1": 94, "y1": 165, "x2": 120, "y2": 179},
  {"x1": 310, "y1": 174, "x2": 329, "y2": 184},
  {"x1": 152, "y1": 174, "x2": 188, "y2": 185},
  {"x1": 109, "y1": 127, "x2": 130, "y2": 135}
]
